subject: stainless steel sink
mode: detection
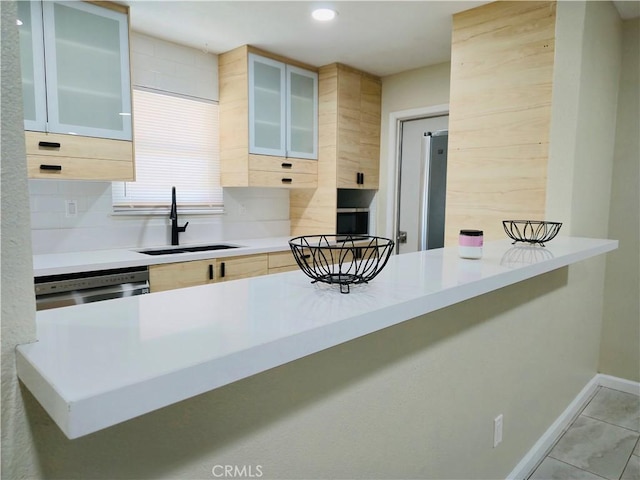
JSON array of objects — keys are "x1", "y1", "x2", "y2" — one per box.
[{"x1": 138, "y1": 244, "x2": 240, "y2": 256}]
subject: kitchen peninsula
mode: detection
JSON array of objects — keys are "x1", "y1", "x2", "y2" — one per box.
[{"x1": 17, "y1": 237, "x2": 617, "y2": 439}]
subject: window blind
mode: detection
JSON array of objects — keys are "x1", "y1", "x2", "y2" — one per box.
[{"x1": 112, "y1": 88, "x2": 223, "y2": 213}]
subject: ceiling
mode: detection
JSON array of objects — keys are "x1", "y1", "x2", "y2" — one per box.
[
  {"x1": 123, "y1": 1, "x2": 488, "y2": 77},
  {"x1": 124, "y1": 1, "x2": 640, "y2": 78}
]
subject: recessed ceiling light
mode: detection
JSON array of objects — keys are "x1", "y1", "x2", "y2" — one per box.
[
  {"x1": 312, "y1": 8, "x2": 337, "y2": 22},
  {"x1": 16, "y1": 19, "x2": 23, "y2": 26}
]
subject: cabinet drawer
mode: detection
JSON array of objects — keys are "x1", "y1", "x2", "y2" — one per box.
[
  {"x1": 25, "y1": 132, "x2": 133, "y2": 161},
  {"x1": 217, "y1": 254, "x2": 268, "y2": 282},
  {"x1": 248, "y1": 171, "x2": 317, "y2": 189},
  {"x1": 249, "y1": 155, "x2": 317, "y2": 175},
  {"x1": 268, "y1": 250, "x2": 297, "y2": 269},
  {"x1": 27, "y1": 156, "x2": 134, "y2": 181},
  {"x1": 149, "y1": 259, "x2": 216, "y2": 293}
]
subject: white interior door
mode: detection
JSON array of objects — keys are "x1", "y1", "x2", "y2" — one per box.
[{"x1": 396, "y1": 115, "x2": 448, "y2": 254}]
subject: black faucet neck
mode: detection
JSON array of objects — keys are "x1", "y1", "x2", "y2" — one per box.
[{"x1": 170, "y1": 186, "x2": 188, "y2": 245}]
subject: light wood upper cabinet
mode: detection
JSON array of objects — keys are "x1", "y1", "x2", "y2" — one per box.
[
  {"x1": 329, "y1": 64, "x2": 381, "y2": 190},
  {"x1": 219, "y1": 45, "x2": 318, "y2": 189},
  {"x1": 18, "y1": 1, "x2": 134, "y2": 181}
]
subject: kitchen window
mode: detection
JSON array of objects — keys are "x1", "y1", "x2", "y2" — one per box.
[{"x1": 112, "y1": 87, "x2": 223, "y2": 213}]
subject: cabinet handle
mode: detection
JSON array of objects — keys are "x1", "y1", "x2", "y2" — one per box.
[
  {"x1": 281, "y1": 178, "x2": 292, "y2": 184},
  {"x1": 281, "y1": 162, "x2": 292, "y2": 169},
  {"x1": 39, "y1": 164, "x2": 62, "y2": 171},
  {"x1": 208, "y1": 264, "x2": 213, "y2": 280},
  {"x1": 38, "y1": 141, "x2": 61, "y2": 149},
  {"x1": 360, "y1": 173, "x2": 365, "y2": 185},
  {"x1": 220, "y1": 262, "x2": 225, "y2": 278}
]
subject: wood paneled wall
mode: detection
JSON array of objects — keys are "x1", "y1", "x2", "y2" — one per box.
[{"x1": 445, "y1": 1, "x2": 556, "y2": 244}]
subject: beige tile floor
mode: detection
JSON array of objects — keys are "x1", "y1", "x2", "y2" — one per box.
[{"x1": 528, "y1": 386, "x2": 640, "y2": 480}]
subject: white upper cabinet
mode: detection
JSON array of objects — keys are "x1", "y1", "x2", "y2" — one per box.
[
  {"x1": 18, "y1": 1, "x2": 132, "y2": 141},
  {"x1": 248, "y1": 53, "x2": 317, "y2": 160}
]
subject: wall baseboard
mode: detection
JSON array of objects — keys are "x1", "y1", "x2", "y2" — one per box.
[
  {"x1": 597, "y1": 374, "x2": 640, "y2": 395},
  {"x1": 506, "y1": 374, "x2": 640, "y2": 480}
]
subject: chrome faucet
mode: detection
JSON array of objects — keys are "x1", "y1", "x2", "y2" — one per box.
[{"x1": 170, "y1": 186, "x2": 188, "y2": 245}]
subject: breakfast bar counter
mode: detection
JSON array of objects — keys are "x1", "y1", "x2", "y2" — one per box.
[{"x1": 17, "y1": 237, "x2": 617, "y2": 439}]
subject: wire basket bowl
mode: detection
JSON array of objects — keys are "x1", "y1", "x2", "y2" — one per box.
[
  {"x1": 289, "y1": 235, "x2": 395, "y2": 294},
  {"x1": 502, "y1": 220, "x2": 562, "y2": 246}
]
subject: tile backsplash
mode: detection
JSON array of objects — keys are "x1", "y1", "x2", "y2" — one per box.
[{"x1": 29, "y1": 180, "x2": 290, "y2": 254}]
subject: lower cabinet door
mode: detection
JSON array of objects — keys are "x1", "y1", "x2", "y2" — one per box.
[
  {"x1": 149, "y1": 259, "x2": 215, "y2": 293},
  {"x1": 268, "y1": 250, "x2": 299, "y2": 273},
  {"x1": 216, "y1": 254, "x2": 268, "y2": 282},
  {"x1": 148, "y1": 253, "x2": 276, "y2": 292}
]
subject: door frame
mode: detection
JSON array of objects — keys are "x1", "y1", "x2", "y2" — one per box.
[{"x1": 385, "y1": 104, "x2": 450, "y2": 243}]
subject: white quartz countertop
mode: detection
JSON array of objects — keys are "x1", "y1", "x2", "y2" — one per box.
[
  {"x1": 17, "y1": 237, "x2": 617, "y2": 439},
  {"x1": 33, "y1": 236, "x2": 294, "y2": 276}
]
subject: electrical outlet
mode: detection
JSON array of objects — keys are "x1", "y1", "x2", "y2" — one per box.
[
  {"x1": 239, "y1": 204, "x2": 247, "y2": 215},
  {"x1": 65, "y1": 200, "x2": 78, "y2": 218},
  {"x1": 494, "y1": 414, "x2": 503, "y2": 448}
]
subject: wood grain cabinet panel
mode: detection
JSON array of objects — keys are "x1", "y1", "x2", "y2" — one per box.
[
  {"x1": 149, "y1": 253, "x2": 269, "y2": 292},
  {"x1": 290, "y1": 63, "x2": 382, "y2": 236},
  {"x1": 247, "y1": 155, "x2": 318, "y2": 188},
  {"x1": 267, "y1": 250, "x2": 299, "y2": 273},
  {"x1": 334, "y1": 66, "x2": 381, "y2": 189},
  {"x1": 25, "y1": 132, "x2": 134, "y2": 180},
  {"x1": 215, "y1": 254, "x2": 268, "y2": 282},
  {"x1": 219, "y1": 45, "x2": 318, "y2": 188},
  {"x1": 149, "y1": 259, "x2": 216, "y2": 293}
]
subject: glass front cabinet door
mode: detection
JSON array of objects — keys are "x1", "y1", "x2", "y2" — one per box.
[
  {"x1": 287, "y1": 65, "x2": 318, "y2": 159},
  {"x1": 17, "y1": 0, "x2": 47, "y2": 132},
  {"x1": 248, "y1": 53, "x2": 317, "y2": 160},
  {"x1": 18, "y1": 1, "x2": 132, "y2": 141},
  {"x1": 248, "y1": 54, "x2": 286, "y2": 156}
]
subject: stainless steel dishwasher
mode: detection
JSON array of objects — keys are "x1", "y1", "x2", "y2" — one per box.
[{"x1": 35, "y1": 266, "x2": 150, "y2": 311}]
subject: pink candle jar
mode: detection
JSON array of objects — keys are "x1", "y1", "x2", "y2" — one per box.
[{"x1": 459, "y1": 229, "x2": 483, "y2": 259}]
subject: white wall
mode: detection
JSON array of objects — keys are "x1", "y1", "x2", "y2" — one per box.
[
  {"x1": 29, "y1": 33, "x2": 290, "y2": 254},
  {"x1": 1, "y1": 1, "x2": 39, "y2": 476},
  {"x1": 600, "y1": 18, "x2": 640, "y2": 382},
  {"x1": 378, "y1": 62, "x2": 451, "y2": 238}
]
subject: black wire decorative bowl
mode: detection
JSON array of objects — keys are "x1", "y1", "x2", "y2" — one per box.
[
  {"x1": 289, "y1": 235, "x2": 395, "y2": 294},
  {"x1": 502, "y1": 220, "x2": 562, "y2": 247}
]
